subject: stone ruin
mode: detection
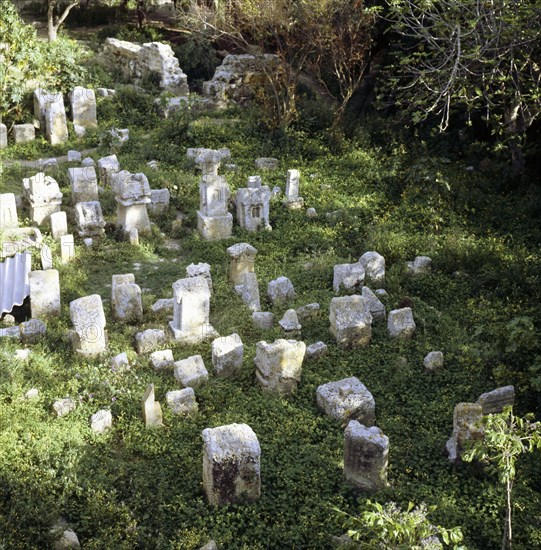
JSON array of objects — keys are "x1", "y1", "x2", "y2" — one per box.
[
  {"x1": 29, "y1": 269, "x2": 61, "y2": 318},
  {"x1": 69, "y1": 86, "x2": 98, "y2": 137},
  {"x1": 69, "y1": 166, "x2": 98, "y2": 204},
  {"x1": 187, "y1": 148, "x2": 231, "y2": 176},
  {"x1": 169, "y1": 276, "x2": 218, "y2": 344},
  {"x1": 344, "y1": 421, "x2": 389, "y2": 492},
  {"x1": 186, "y1": 262, "x2": 212, "y2": 293},
  {"x1": 477, "y1": 385, "x2": 515, "y2": 414},
  {"x1": 148, "y1": 189, "x2": 170, "y2": 216},
  {"x1": 97, "y1": 154, "x2": 120, "y2": 186},
  {"x1": 202, "y1": 423, "x2": 261, "y2": 506},
  {"x1": 112, "y1": 170, "x2": 152, "y2": 236},
  {"x1": 212, "y1": 333, "x2": 244, "y2": 378},
  {"x1": 22, "y1": 172, "x2": 63, "y2": 225},
  {"x1": 142, "y1": 383, "x2": 163, "y2": 428},
  {"x1": 33, "y1": 89, "x2": 69, "y2": 145},
  {"x1": 69, "y1": 294, "x2": 107, "y2": 356},
  {"x1": 445, "y1": 402, "x2": 484, "y2": 463},
  {"x1": 407, "y1": 255, "x2": 432, "y2": 276},
  {"x1": 329, "y1": 295, "x2": 373, "y2": 347},
  {"x1": 359, "y1": 251, "x2": 386, "y2": 286},
  {"x1": 387, "y1": 307, "x2": 416, "y2": 339},
  {"x1": 111, "y1": 273, "x2": 143, "y2": 323},
  {"x1": 284, "y1": 169, "x2": 304, "y2": 209},
  {"x1": 197, "y1": 173, "x2": 233, "y2": 241},
  {"x1": 102, "y1": 39, "x2": 189, "y2": 95},
  {"x1": 227, "y1": 243, "x2": 257, "y2": 286},
  {"x1": 0, "y1": 193, "x2": 18, "y2": 231},
  {"x1": 13, "y1": 124, "x2": 35, "y2": 144},
  {"x1": 234, "y1": 272, "x2": 261, "y2": 312},
  {"x1": 236, "y1": 185, "x2": 272, "y2": 232},
  {"x1": 166, "y1": 388, "x2": 198, "y2": 415},
  {"x1": 267, "y1": 276, "x2": 295, "y2": 306},
  {"x1": 50, "y1": 211, "x2": 68, "y2": 240},
  {"x1": 75, "y1": 201, "x2": 106, "y2": 237},
  {"x1": 254, "y1": 339, "x2": 306, "y2": 395},
  {"x1": 333, "y1": 262, "x2": 365, "y2": 294},
  {"x1": 361, "y1": 287, "x2": 386, "y2": 321},
  {"x1": 174, "y1": 354, "x2": 209, "y2": 388}
]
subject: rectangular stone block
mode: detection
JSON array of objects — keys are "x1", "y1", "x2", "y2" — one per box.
[{"x1": 29, "y1": 269, "x2": 61, "y2": 318}]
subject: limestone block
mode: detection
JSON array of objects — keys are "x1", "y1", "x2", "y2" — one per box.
[
  {"x1": 252, "y1": 311, "x2": 274, "y2": 330},
  {"x1": 148, "y1": 188, "x2": 170, "y2": 215},
  {"x1": 90, "y1": 409, "x2": 112, "y2": 434},
  {"x1": 150, "y1": 349, "x2": 174, "y2": 371},
  {"x1": 254, "y1": 339, "x2": 305, "y2": 395},
  {"x1": 50, "y1": 211, "x2": 68, "y2": 240},
  {"x1": 110, "y1": 352, "x2": 130, "y2": 372},
  {"x1": 97, "y1": 154, "x2": 120, "y2": 186},
  {"x1": 174, "y1": 355, "x2": 209, "y2": 388},
  {"x1": 111, "y1": 273, "x2": 143, "y2": 322},
  {"x1": 53, "y1": 397, "x2": 76, "y2": 417},
  {"x1": 306, "y1": 207, "x2": 317, "y2": 218},
  {"x1": 150, "y1": 298, "x2": 174, "y2": 314},
  {"x1": 81, "y1": 157, "x2": 95, "y2": 167},
  {"x1": 197, "y1": 211, "x2": 233, "y2": 240},
  {"x1": 234, "y1": 272, "x2": 261, "y2": 312},
  {"x1": 0, "y1": 326, "x2": 21, "y2": 339},
  {"x1": 69, "y1": 166, "x2": 98, "y2": 204},
  {"x1": 69, "y1": 294, "x2": 107, "y2": 356},
  {"x1": 424, "y1": 351, "x2": 444, "y2": 372},
  {"x1": 75, "y1": 201, "x2": 106, "y2": 237},
  {"x1": 227, "y1": 242, "x2": 257, "y2": 285},
  {"x1": 70, "y1": 86, "x2": 97, "y2": 129},
  {"x1": 344, "y1": 421, "x2": 389, "y2": 492},
  {"x1": 329, "y1": 295, "x2": 372, "y2": 347},
  {"x1": 285, "y1": 169, "x2": 300, "y2": 199},
  {"x1": 24, "y1": 387, "x2": 38, "y2": 398},
  {"x1": 317, "y1": 377, "x2": 375, "y2": 424},
  {"x1": 235, "y1": 186, "x2": 272, "y2": 231},
  {"x1": 296, "y1": 303, "x2": 320, "y2": 322},
  {"x1": 247, "y1": 175, "x2": 262, "y2": 188},
  {"x1": 187, "y1": 148, "x2": 230, "y2": 175},
  {"x1": 333, "y1": 263, "x2": 365, "y2": 294},
  {"x1": 186, "y1": 262, "x2": 212, "y2": 292},
  {"x1": 0, "y1": 193, "x2": 19, "y2": 230},
  {"x1": 44, "y1": 93, "x2": 69, "y2": 145},
  {"x1": 212, "y1": 333, "x2": 243, "y2": 377},
  {"x1": 387, "y1": 307, "x2": 416, "y2": 339},
  {"x1": 407, "y1": 255, "x2": 432, "y2": 276},
  {"x1": 477, "y1": 386, "x2": 515, "y2": 415},
  {"x1": 279, "y1": 309, "x2": 301, "y2": 336},
  {"x1": 22, "y1": 172, "x2": 63, "y2": 225},
  {"x1": 142, "y1": 383, "x2": 163, "y2": 427},
  {"x1": 445, "y1": 402, "x2": 484, "y2": 463},
  {"x1": 255, "y1": 157, "x2": 278, "y2": 170},
  {"x1": 361, "y1": 286, "x2": 386, "y2": 321},
  {"x1": 29, "y1": 269, "x2": 61, "y2": 318},
  {"x1": 20, "y1": 319, "x2": 47, "y2": 344},
  {"x1": 0, "y1": 123, "x2": 6, "y2": 148},
  {"x1": 13, "y1": 124, "x2": 35, "y2": 144},
  {"x1": 166, "y1": 388, "x2": 198, "y2": 415},
  {"x1": 60, "y1": 234, "x2": 75, "y2": 264},
  {"x1": 359, "y1": 251, "x2": 385, "y2": 286},
  {"x1": 135, "y1": 328, "x2": 167, "y2": 354},
  {"x1": 267, "y1": 276, "x2": 295, "y2": 306},
  {"x1": 202, "y1": 423, "x2": 261, "y2": 506},
  {"x1": 305, "y1": 341, "x2": 328, "y2": 360},
  {"x1": 67, "y1": 150, "x2": 82, "y2": 162}
]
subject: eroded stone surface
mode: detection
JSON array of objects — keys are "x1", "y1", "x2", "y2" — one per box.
[
  {"x1": 387, "y1": 307, "x2": 416, "y2": 339},
  {"x1": 329, "y1": 295, "x2": 372, "y2": 347},
  {"x1": 212, "y1": 333, "x2": 243, "y2": 377},
  {"x1": 445, "y1": 402, "x2": 484, "y2": 463},
  {"x1": 317, "y1": 377, "x2": 375, "y2": 424},
  {"x1": 174, "y1": 355, "x2": 209, "y2": 388},
  {"x1": 477, "y1": 386, "x2": 515, "y2": 415}
]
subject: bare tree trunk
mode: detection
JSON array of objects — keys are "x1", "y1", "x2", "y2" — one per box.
[{"x1": 47, "y1": 0, "x2": 80, "y2": 43}]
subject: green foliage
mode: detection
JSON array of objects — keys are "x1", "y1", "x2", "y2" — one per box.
[{"x1": 173, "y1": 35, "x2": 221, "y2": 86}]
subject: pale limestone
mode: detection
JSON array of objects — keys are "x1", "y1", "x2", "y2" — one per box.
[
  {"x1": 317, "y1": 377, "x2": 375, "y2": 424},
  {"x1": 174, "y1": 354, "x2": 209, "y2": 388},
  {"x1": 329, "y1": 295, "x2": 372, "y2": 347},
  {"x1": 212, "y1": 333, "x2": 243, "y2": 377},
  {"x1": 29, "y1": 269, "x2": 60, "y2": 318}
]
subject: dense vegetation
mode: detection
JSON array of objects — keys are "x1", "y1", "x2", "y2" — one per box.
[{"x1": 1, "y1": 1, "x2": 540, "y2": 548}]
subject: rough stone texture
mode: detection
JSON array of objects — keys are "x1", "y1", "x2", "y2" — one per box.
[
  {"x1": 254, "y1": 339, "x2": 306, "y2": 395},
  {"x1": 69, "y1": 166, "x2": 98, "y2": 204},
  {"x1": 97, "y1": 154, "x2": 120, "y2": 186},
  {"x1": 109, "y1": 127, "x2": 129, "y2": 145},
  {"x1": 81, "y1": 157, "x2": 95, "y2": 167},
  {"x1": 22, "y1": 172, "x2": 63, "y2": 225},
  {"x1": 236, "y1": 186, "x2": 272, "y2": 232},
  {"x1": 174, "y1": 355, "x2": 209, "y2": 388},
  {"x1": 197, "y1": 174, "x2": 233, "y2": 240},
  {"x1": 267, "y1": 276, "x2": 295, "y2": 306},
  {"x1": 359, "y1": 251, "x2": 385, "y2": 286},
  {"x1": 166, "y1": 387, "x2": 198, "y2": 415},
  {"x1": 70, "y1": 86, "x2": 97, "y2": 130},
  {"x1": 0, "y1": 123, "x2": 6, "y2": 149},
  {"x1": 247, "y1": 175, "x2": 262, "y2": 188},
  {"x1": 51, "y1": 520, "x2": 80, "y2": 550},
  {"x1": 25, "y1": 387, "x2": 38, "y2": 398},
  {"x1": 477, "y1": 386, "x2": 515, "y2": 415},
  {"x1": 53, "y1": 397, "x2": 76, "y2": 417},
  {"x1": 344, "y1": 421, "x2": 389, "y2": 492},
  {"x1": 90, "y1": 409, "x2": 112, "y2": 434},
  {"x1": 361, "y1": 286, "x2": 386, "y2": 321},
  {"x1": 111, "y1": 352, "x2": 130, "y2": 372},
  {"x1": 186, "y1": 262, "x2": 212, "y2": 293},
  {"x1": 43, "y1": 92, "x2": 69, "y2": 145},
  {"x1": 252, "y1": 311, "x2": 274, "y2": 330},
  {"x1": 333, "y1": 263, "x2": 365, "y2": 294},
  {"x1": 317, "y1": 377, "x2": 376, "y2": 424},
  {"x1": 111, "y1": 273, "x2": 143, "y2": 322},
  {"x1": 135, "y1": 328, "x2": 167, "y2": 354},
  {"x1": 50, "y1": 211, "x2": 68, "y2": 240},
  {"x1": 387, "y1": 307, "x2": 416, "y2": 339},
  {"x1": 102, "y1": 38, "x2": 189, "y2": 94},
  {"x1": 0, "y1": 193, "x2": 18, "y2": 230},
  {"x1": 212, "y1": 333, "x2": 243, "y2": 377},
  {"x1": 255, "y1": 157, "x2": 279, "y2": 170},
  {"x1": 151, "y1": 298, "x2": 174, "y2": 314},
  {"x1": 199, "y1": 542, "x2": 217, "y2": 550},
  {"x1": 227, "y1": 242, "x2": 257, "y2": 285},
  {"x1": 305, "y1": 341, "x2": 328, "y2": 360},
  {"x1": 407, "y1": 255, "x2": 432, "y2": 276},
  {"x1": 187, "y1": 148, "x2": 231, "y2": 175},
  {"x1": 113, "y1": 170, "x2": 152, "y2": 236},
  {"x1": 75, "y1": 201, "x2": 106, "y2": 237},
  {"x1": 445, "y1": 402, "x2": 484, "y2": 463},
  {"x1": 306, "y1": 207, "x2": 317, "y2": 218},
  {"x1": 279, "y1": 309, "x2": 301, "y2": 336},
  {"x1": 296, "y1": 303, "x2": 320, "y2": 322},
  {"x1": 148, "y1": 188, "x2": 170, "y2": 215},
  {"x1": 20, "y1": 318, "x2": 47, "y2": 344},
  {"x1": 234, "y1": 272, "x2": 261, "y2": 312},
  {"x1": 150, "y1": 349, "x2": 174, "y2": 371},
  {"x1": 0, "y1": 326, "x2": 21, "y2": 339},
  {"x1": 142, "y1": 383, "x2": 163, "y2": 427},
  {"x1": 60, "y1": 234, "x2": 75, "y2": 264},
  {"x1": 69, "y1": 294, "x2": 107, "y2": 356},
  {"x1": 29, "y1": 269, "x2": 61, "y2": 318},
  {"x1": 169, "y1": 276, "x2": 217, "y2": 343},
  {"x1": 13, "y1": 123, "x2": 35, "y2": 144},
  {"x1": 329, "y1": 295, "x2": 372, "y2": 347},
  {"x1": 67, "y1": 150, "x2": 82, "y2": 162},
  {"x1": 202, "y1": 423, "x2": 261, "y2": 506},
  {"x1": 424, "y1": 351, "x2": 444, "y2": 372}
]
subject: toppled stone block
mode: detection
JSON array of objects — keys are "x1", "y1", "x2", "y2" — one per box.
[
  {"x1": 477, "y1": 386, "x2": 515, "y2": 415},
  {"x1": 13, "y1": 124, "x2": 35, "y2": 144},
  {"x1": 305, "y1": 341, "x2": 328, "y2": 360},
  {"x1": 174, "y1": 354, "x2": 209, "y2": 388},
  {"x1": 151, "y1": 298, "x2": 174, "y2": 314},
  {"x1": 142, "y1": 383, "x2": 163, "y2": 427},
  {"x1": 387, "y1": 307, "x2": 416, "y2": 339},
  {"x1": 53, "y1": 397, "x2": 76, "y2": 417},
  {"x1": 329, "y1": 295, "x2": 372, "y2": 347},
  {"x1": 90, "y1": 409, "x2": 112, "y2": 434},
  {"x1": 445, "y1": 402, "x2": 484, "y2": 463},
  {"x1": 111, "y1": 352, "x2": 130, "y2": 372},
  {"x1": 202, "y1": 423, "x2": 261, "y2": 506},
  {"x1": 361, "y1": 286, "x2": 386, "y2": 321},
  {"x1": 406, "y1": 255, "x2": 432, "y2": 276},
  {"x1": 20, "y1": 318, "x2": 46, "y2": 344},
  {"x1": 424, "y1": 351, "x2": 444, "y2": 372},
  {"x1": 252, "y1": 311, "x2": 274, "y2": 330},
  {"x1": 135, "y1": 328, "x2": 167, "y2": 354},
  {"x1": 166, "y1": 388, "x2": 198, "y2": 415},
  {"x1": 150, "y1": 349, "x2": 174, "y2": 371},
  {"x1": 317, "y1": 377, "x2": 375, "y2": 424},
  {"x1": 333, "y1": 263, "x2": 365, "y2": 294},
  {"x1": 267, "y1": 276, "x2": 295, "y2": 306},
  {"x1": 359, "y1": 251, "x2": 385, "y2": 286},
  {"x1": 212, "y1": 333, "x2": 243, "y2": 377}
]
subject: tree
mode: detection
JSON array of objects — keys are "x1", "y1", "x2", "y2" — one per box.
[
  {"x1": 384, "y1": 0, "x2": 541, "y2": 173},
  {"x1": 47, "y1": 0, "x2": 82, "y2": 42},
  {"x1": 462, "y1": 406, "x2": 541, "y2": 550}
]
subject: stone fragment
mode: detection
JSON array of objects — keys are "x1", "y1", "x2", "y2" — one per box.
[
  {"x1": 150, "y1": 298, "x2": 174, "y2": 314},
  {"x1": 41, "y1": 91, "x2": 69, "y2": 145},
  {"x1": 477, "y1": 386, "x2": 515, "y2": 415},
  {"x1": 254, "y1": 339, "x2": 305, "y2": 395},
  {"x1": 50, "y1": 211, "x2": 68, "y2": 240},
  {"x1": 344, "y1": 421, "x2": 389, "y2": 492},
  {"x1": 0, "y1": 193, "x2": 18, "y2": 230},
  {"x1": 16, "y1": 349, "x2": 32, "y2": 361},
  {"x1": 234, "y1": 272, "x2": 261, "y2": 312},
  {"x1": 186, "y1": 262, "x2": 212, "y2": 292},
  {"x1": 150, "y1": 349, "x2": 174, "y2": 371},
  {"x1": 22, "y1": 172, "x2": 63, "y2": 225},
  {"x1": 20, "y1": 318, "x2": 46, "y2": 344},
  {"x1": 333, "y1": 263, "x2": 365, "y2": 294},
  {"x1": 252, "y1": 311, "x2": 274, "y2": 330},
  {"x1": 387, "y1": 307, "x2": 416, "y2": 339},
  {"x1": 75, "y1": 201, "x2": 106, "y2": 237},
  {"x1": 174, "y1": 355, "x2": 209, "y2": 388},
  {"x1": 0, "y1": 123, "x2": 6, "y2": 149},
  {"x1": 227, "y1": 242, "x2": 257, "y2": 285},
  {"x1": 317, "y1": 377, "x2": 375, "y2": 424},
  {"x1": 69, "y1": 166, "x2": 98, "y2": 204},
  {"x1": 197, "y1": 174, "x2": 233, "y2": 240},
  {"x1": 279, "y1": 309, "x2": 301, "y2": 336},
  {"x1": 135, "y1": 328, "x2": 167, "y2": 354},
  {"x1": 406, "y1": 255, "x2": 432, "y2": 276},
  {"x1": 329, "y1": 295, "x2": 372, "y2": 347},
  {"x1": 296, "y1": 303, "x2": 320, "y2": 322},
  {"x1": 199, "y1": 541, "x2": 217, "y2": 550},
  {"x1": 67, "y1": 150, "x2": 82, "y2": 162},
  {"x1": 188, "y1": 148, "x2": 231, "y2": 175},
  {"x1": 69, "y1": 294, "x2": 107, "y2": 356},
  {"x1": 13, "y1": 124, "x2": 35, "y2": 144},
  {"x1": 70, "y1": 86, "x2": 97, "y2": 130},
  {"x1": 166, "y1": 387, "x2": 198, "y2": 415},
  {"x1": 109, "y1": 127, "x2": 129, "y2": 146},
  {"x1": 267, "y1": 276, "x2": 295, "y2": 306},
  {"x1": 60, "y1": 234, "x2": 75, "y2": 264},
  {"x1": 445, "y1": 402, "x2": 484, "y2": 463},
  {"x1": 111, "y1": 352, "x2": 130, "y2": 372},
  {"x1": 375, "y1": 288, "x2": 387, "y2": 297},
  {"x1": 359, "y1": 251, "x2": 385, "y2": 286},
  {"x1": 361, "y1": 286, "x2": 386, "y2": 321},
  {"x1": 51, "y1": 519, "x2": 80, "y2": 550},
  {"x1": 2, "y1": 314, "x2": 16, "y2": 326},
  {"x1": 113, "y1": 170, "x2": 152, "y2": 236},
  {"x1": 255, "y1": 157, "x2": 279, "y2": 170},
  {"x1": 424, "y1": 351, "x2": 444, "y2": 372},
  {"x1": 25, "y1": 387, "x2": 39, "y2": 399},
  {"x1": 142, "y1": 383, "x2": 163, "y2": 428},
  {"x1": 305, "y1": 341, "x2": 328, "y2": 360},
  {"x1": 53, "y1": 397, "x2": 76, "y2": 417},
  {"x1": 90, "y1": 409, "x2": 112, "y2": 434},
  {"x1": 148, "y1": 188, "x2": 170, "y2": 215},
  {"x1": 81, "y1": 157, "x2": 95, "y2": 167},
  {"x1": 247, "y1": 175, "x2": 262, "y2": 188},
  {"x1": 97, "y1": 154, "x2": 120, "y2": 186},
  {"x1": 212, "y1": 333, "x2": 243, "y2": 377},
  {"x1": 40, "y1": 243, "x2": 54, "y2": 270},
  {"x1": 29, "y1": 269, "x2": 61, "y2": 318},
  {"x1": 111, "y1": 273, "x2": 143, "y2": 322},
  {"x1": 236, "y1": 186, "x2": 272, "y2": 231},
  {"x1": 202, "y1": 423, "x2": 261, "y2": 506},
  {"x1": 306, "y1": 207, "x2": 317, "y2": 218}
]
